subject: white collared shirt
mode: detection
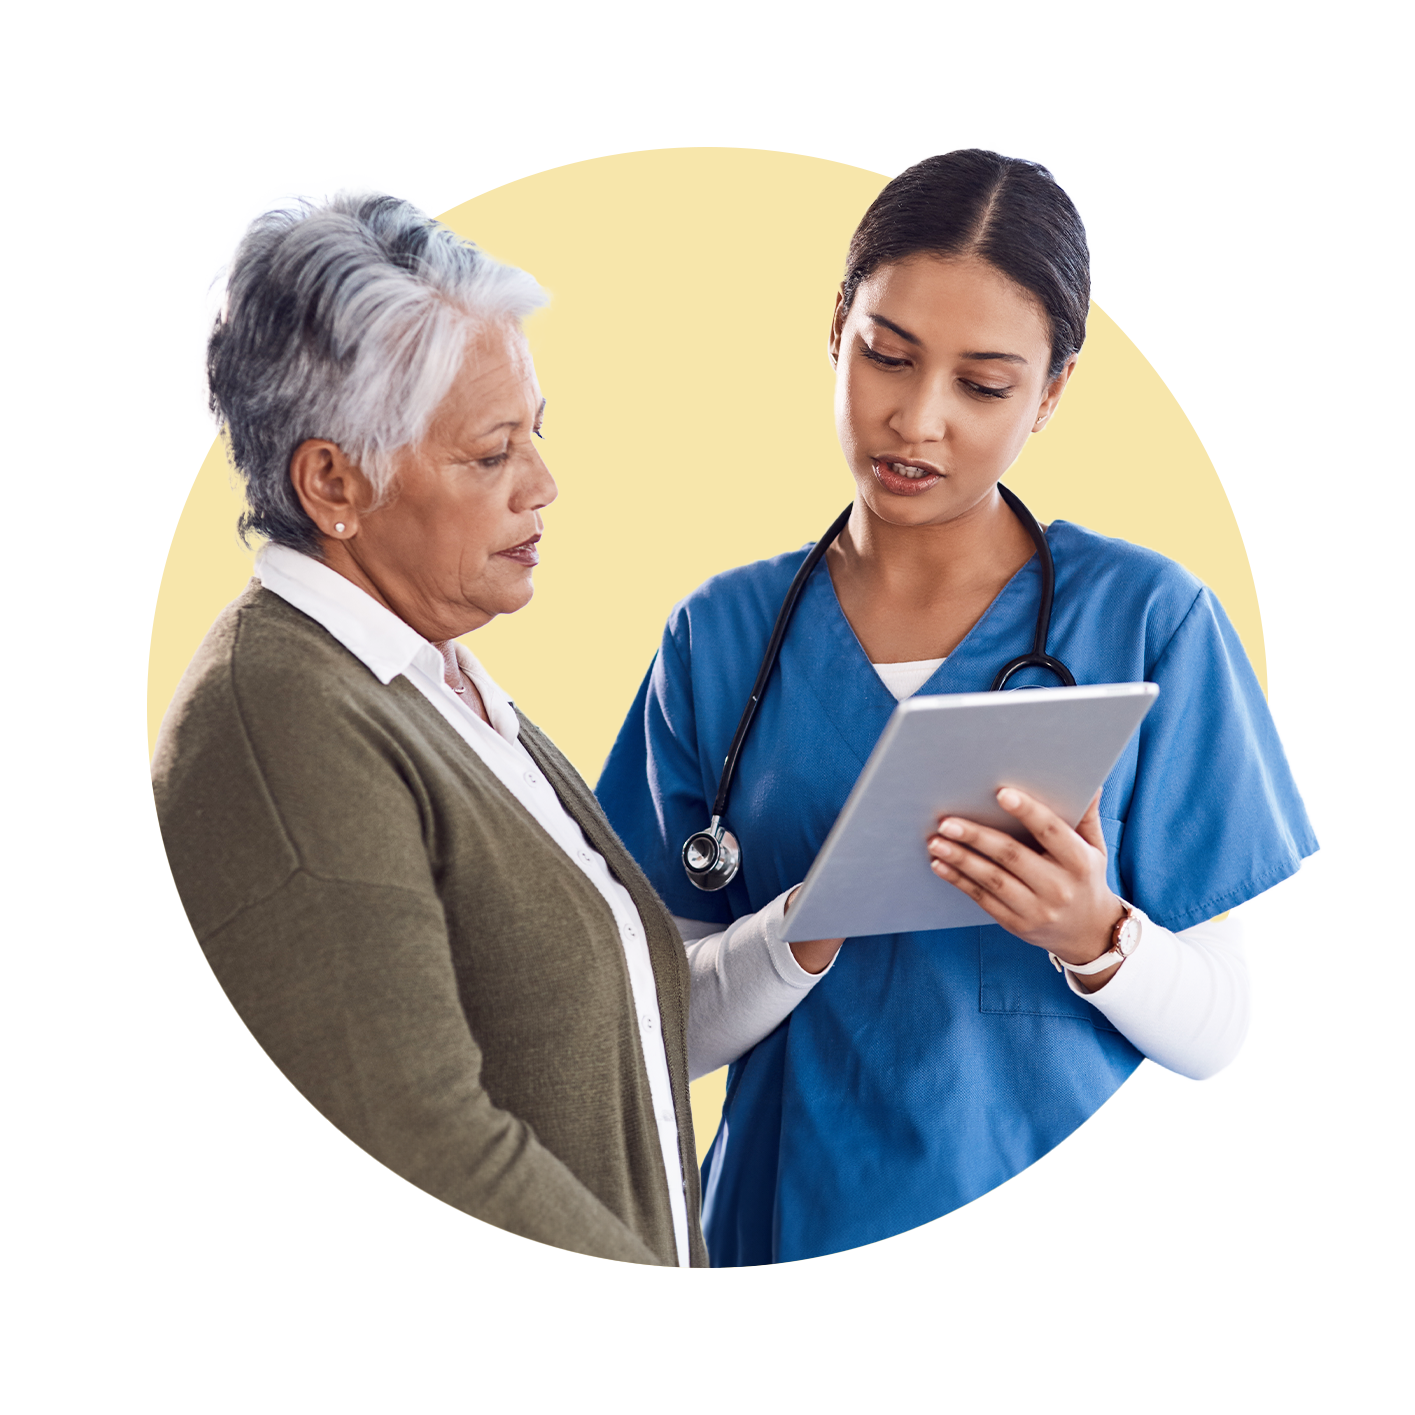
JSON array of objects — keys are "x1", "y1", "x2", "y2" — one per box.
[{"x1": 253, "y1": 544, "x2": 691, "y2": 1266}]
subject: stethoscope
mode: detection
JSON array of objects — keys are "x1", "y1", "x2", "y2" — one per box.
[{"x1": 681, "y1": 483, "x2": 1077, "y2": 891}]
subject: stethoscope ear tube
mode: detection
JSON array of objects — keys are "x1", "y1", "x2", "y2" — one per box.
[
  {"x1": 990, "y1": 482, "x2": 1073, "y2": 690},
  {"x1": 992, "y1": 651, "x2": 1077, "y2": 691}
]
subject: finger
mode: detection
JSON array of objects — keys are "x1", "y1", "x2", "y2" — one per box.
[
  {"x1": 994, "y1": 787, "x2": 1097, "y2": 871},
  {"x1": 928, "y1": 835, "x2": 1039, "y2": 918},
  {"x1": 929, "y1": 855, "x2": 1027, "y2": 932},
  {"x1": 931, "y1": 814, "x2": 1053, "y2": 894},
  {"x1": 1074, "y1": 790, "x2": 1108, "y2": 855}
]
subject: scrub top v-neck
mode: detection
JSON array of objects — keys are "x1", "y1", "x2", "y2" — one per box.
[{"x1": 597, "y1": 519, "x2": 1316, "y2": 1265}]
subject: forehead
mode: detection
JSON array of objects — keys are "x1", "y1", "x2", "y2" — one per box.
[
  {"x1": 434, "y1": 321, "x2": 540, "y2": 431},
  {"x1": 852, "y1": 254, "x2": 1050, "y2": 350}
]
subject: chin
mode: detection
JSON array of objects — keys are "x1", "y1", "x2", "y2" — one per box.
[
  {"x1": 859, "y1": 482, "x2": 947, "y2": 525},
  {"x1": 495, "y1": 574, "x2": 537, "y2": 617}
]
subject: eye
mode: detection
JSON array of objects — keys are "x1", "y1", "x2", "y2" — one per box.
[
  {"x1": 477, "y1": 452, "x2": 511, "y2": 469},
  {"x1": 859, "y1": 343, "x2": 909, "y2": 369},
  {"x1": 962, "y1": 381, "x2": 1011, "y2": 400}
]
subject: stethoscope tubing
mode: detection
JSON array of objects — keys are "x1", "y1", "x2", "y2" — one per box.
[
  {"x1": 684, "y1": 484, "x2": 1074, "y2": 890},
  {"x1": 708, "y1": 502, "x2": 854, "y2": 821},
  {"x1": 989, "y1": 483, "x2": 1076, "y2": 692}
]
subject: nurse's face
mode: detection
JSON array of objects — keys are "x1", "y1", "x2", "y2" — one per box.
[{"x1": 829, "y1": 254, "x2": 1075, "y2": 530}]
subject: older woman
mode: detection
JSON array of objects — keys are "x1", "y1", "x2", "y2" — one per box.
[{"x1": 153, "y1": 194, "x2": 705, "y2": 1266}]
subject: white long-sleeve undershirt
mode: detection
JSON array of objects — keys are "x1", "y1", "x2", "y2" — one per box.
[
  {"x1": 676, "y1": 657, "x2": 1252, "y2": 1083},
  {"x1": 1062, "y1": 909, "x2": 1248, "y2": 1079},
  {"x1": 673, "y1": 905, "x2": 1249, "y2": 1083},
  {"x1": 674, "y1": 890, "x2": 813, "y2": 1080}
]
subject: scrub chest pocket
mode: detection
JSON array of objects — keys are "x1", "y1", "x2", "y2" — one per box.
[
  {"x1": 976, "y1": 809, "x2": 1123, "y2": 1032},
  {"x1": 977, "y1": 927, "x2": 1120, "y2": 1031}
]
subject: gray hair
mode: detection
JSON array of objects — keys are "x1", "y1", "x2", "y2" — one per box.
[{"x1": 207, "y1": 193, "x2": 548, "y2": 552}]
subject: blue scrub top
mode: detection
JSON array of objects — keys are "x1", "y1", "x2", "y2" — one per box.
[{"x1": 597, "y1": 520, "x2": 1317, "y2": 1265}]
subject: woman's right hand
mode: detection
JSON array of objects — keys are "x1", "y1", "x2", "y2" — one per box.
[{"x1": 784, "y1": 887, "x2": 845, "y2": 975}]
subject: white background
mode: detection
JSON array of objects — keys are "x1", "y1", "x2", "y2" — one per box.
[{"x1": 5, "y1": 3, "x2": 1409, "y2": 1409}]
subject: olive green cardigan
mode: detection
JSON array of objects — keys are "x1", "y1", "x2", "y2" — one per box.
[{"x1": 153, "y1": 583, "x2": 706, "y2": 1267}]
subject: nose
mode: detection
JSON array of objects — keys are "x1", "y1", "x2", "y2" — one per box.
[
  {"x1": 888, "y1": 372, "x2": 950, "y2": 446},
  {"x1": 516, "y1": 445, "x2": 558, "y2": 513}
]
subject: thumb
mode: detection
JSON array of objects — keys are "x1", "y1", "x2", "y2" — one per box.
[{"x1": 1075, "y1": 790, "x2": 1107, "y2": 854}]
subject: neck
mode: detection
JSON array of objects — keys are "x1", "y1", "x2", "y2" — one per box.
[
  {"x1": 831, "y1": 486, "x2": 1035, "y2": 598},
  {"x1": 823, "y1": 484, "x2": 1041, "y2": 664},
  {"x1": 316, "y1": 536, "x2": 492, "y2": 643}
]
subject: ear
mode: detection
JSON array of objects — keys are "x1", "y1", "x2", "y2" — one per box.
[
  {"x1": 827, "y1": 287, "x2": 846, "y2": 368},
  {"x1": 288, "y1": 439, "x2": 374, "y2": 542},
  {"x1": 1031, "y1": 354, "x2": 1079, "y2": 433}
]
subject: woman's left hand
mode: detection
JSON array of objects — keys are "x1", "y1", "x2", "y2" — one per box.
[{"x1": 927, "y1": 788, "x2": 1124, "y2": 975}]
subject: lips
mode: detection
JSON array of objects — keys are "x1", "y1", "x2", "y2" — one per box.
[
  {"x1": 872, "y1": 459, "x2": 942, "y2": 496},
  {"x1": 497, "y1": 534, "x2": 541, "y2": 567}
]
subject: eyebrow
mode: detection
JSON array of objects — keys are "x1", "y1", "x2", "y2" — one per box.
[
  {"x1": 867, "y1": 316, "x2": 1028, "y2": 366},
  {"x1": 961, "y1": 350, "x2": 1029, "y2": 365},
  {"x1": 868, "y1": 314, "x2": 922, "y2": 346},
  {"x1": 477, "y1": 398, "x2": 547, "y2": 437}
]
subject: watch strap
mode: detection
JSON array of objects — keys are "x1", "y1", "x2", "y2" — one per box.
[{"x1": 1049, "y1": 903, "x2": 1142, "y2": 976}]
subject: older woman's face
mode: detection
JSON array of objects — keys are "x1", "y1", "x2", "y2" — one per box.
[{"x1": 340, "y1": 321, "x2": 555, "y2": 642}]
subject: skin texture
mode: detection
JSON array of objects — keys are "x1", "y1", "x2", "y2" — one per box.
[
  {"x1": 287, "y1": 321, "x2": 555, "y2": 724},
  {"x1": 791, "y1": 253, "x2": 1124, "y2": 982}
]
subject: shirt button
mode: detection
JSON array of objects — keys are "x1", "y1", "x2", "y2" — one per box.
[
  {"x1": 642, "y1": 1015, "x2": 656, "y2": 1031},
  {"x1": 579, "y1": 849, "x2": 592, "y2": 863},
  {"x1": 524, "y1": 770, "x2": 540, "y2": 786},
  {"x1": 625, "y1": 924, "x2": 637, "y2": 938}
]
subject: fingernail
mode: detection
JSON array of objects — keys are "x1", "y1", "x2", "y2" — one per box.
[
  {"x1": 933, "y1": 841, "x2": 955, "y2": 858},
  {"x1": 941, "y1": 820, "x2": 965, "y2": 838},
  {"x1": 997, "y1": 789, "x2": 1020, "y2": 809}
]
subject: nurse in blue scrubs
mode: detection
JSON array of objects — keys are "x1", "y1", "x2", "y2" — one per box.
[{"x1": 597, "y1": 150, "x2": 1317, "y2": 1266}]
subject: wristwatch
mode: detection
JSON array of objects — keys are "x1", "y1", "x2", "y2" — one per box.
[{"x1": 1049, "y1": 902, "x2": 1142, "y2": 976}]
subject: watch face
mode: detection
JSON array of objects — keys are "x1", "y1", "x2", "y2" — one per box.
[{"x1": 1116, "y1": 913, "x2": 1141, "y2": 956}]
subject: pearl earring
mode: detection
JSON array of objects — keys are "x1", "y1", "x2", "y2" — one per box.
[{"x1": 334, "y1": 522, "x2": 346, "y2": 534}]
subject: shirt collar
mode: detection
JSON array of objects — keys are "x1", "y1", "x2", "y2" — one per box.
[
  {"x1": 254, "y1": 546, "x2": 515, "y2": 730},
  {"x1": 254, "y1": 543, "x2": 430, "y2": 685},
  {"x1": 252, "y1": 547, "x2": 521, "y2": 742},
  {"x1": 447, "y1": 641, "x2": 522, "y2": 741}
]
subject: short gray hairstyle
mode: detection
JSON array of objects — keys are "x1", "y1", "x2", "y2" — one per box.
[{"x1": 207, "y1": 193, "x2": 548, "y2": 552}]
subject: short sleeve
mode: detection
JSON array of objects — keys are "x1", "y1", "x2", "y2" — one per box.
[
  {"x1": 1118, "y1": 587, "x2": 1318, "y2": 931},
  {"x1": 598, "y1": 625, "x2": 736, "y2": 925}
]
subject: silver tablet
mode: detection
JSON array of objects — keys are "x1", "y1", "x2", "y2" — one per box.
[{"x1": 780, "y1": 682, "x2": 1159, "y2": 942}]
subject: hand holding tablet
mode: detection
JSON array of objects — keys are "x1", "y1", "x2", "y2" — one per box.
[
  {"x1": 927, "y1": 785, "x2": 1129, "y2": 987},
  {"x1": 780, "y1": 683, "x2": 1159, "y2": 945}
]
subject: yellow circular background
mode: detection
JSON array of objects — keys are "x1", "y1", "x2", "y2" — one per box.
[{"x1": 152, "y1": 146, "x2": 1273, "y2": 1273}]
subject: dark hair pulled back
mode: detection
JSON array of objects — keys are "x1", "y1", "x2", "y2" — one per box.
[{"x1": 843, "y1": 150, "x2": 1090, "y2": 380}]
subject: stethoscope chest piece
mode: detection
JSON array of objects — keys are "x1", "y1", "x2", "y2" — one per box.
[{"x1": 682, "y1": 816, "x2": 741, "y2": 891}]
